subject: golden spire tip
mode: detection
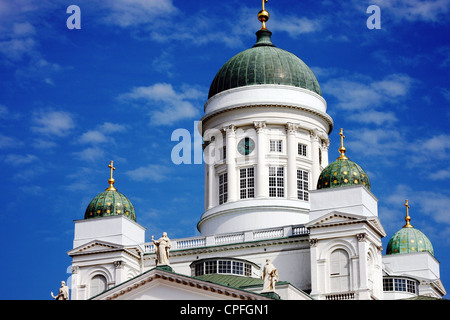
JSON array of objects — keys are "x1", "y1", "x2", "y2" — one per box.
[
  {"x1": 258, "y1": 0, "x2": 270, "y2": 30},
  {"x1": 106, "y1": 160, "x2": 117, "y2": 191},
  {"x1": 337, "y1": 128, "x2": 349, "y2": 160},
  {"x1": 403, "y1": 199, "x2": 413, "y2": 228}
]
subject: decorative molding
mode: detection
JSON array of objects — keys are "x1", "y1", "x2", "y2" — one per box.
[
  {"x1": 71, "y1": 266, "x2": 79, "y2": 274},
  {"x1": 201, "y1": 104, "x2": 334, "y2": 134},
  {"x1": 309, "y1": 239, "x2": 318, "y2": 247},
  {"x1": 357, "y1": 233, "x2": 367, "y2": 242},
  {"x1": 114, "y1": 261, "x2": 126, "y2": 269}
]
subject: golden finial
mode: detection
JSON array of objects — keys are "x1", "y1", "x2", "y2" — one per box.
[
  {"x1": 337, "y1": 128, "x2": 349, "y2": 160},
  {"x1": 258, "y1": 0, "x2": 270, "y2": 30},
  {"x1": 105, "y1": 160, "x2": 117, "y2": 191},
  {"x1": 403, "y1": 199, "x2": 413, "y2": 228}
]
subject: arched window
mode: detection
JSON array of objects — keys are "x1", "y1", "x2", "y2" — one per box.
[
  {"x1": 90, "y1": 274, "x2": 107, "y2": 297},
  {"x1": 330, "y1": 249, "x2": 350, "y2": 293}
]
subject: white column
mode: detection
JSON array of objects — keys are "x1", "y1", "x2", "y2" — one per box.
[
  {"x1": 225, "y1": 125, "x2": 237, "y2": 202},
  {"x1": 254, "y1": 121, "x2": 268, "y2": 198},
  {"x1": 310, "y1": 130, "x2": 321, "y2": 190},
  {"x1": 322, "y1": 138, "x2": 330, "y2": 167},
  {"x1": 286, "y1": 123, "x2": 298, "y2": 199},
  {"x1": 357, "y1": 233, "x2": 370, "y2": 300},
  {"x1": 207, "y1": 137, "x2": 216, "y2": 209}
]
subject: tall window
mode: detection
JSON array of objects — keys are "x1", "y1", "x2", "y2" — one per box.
[
  {"x1": 269, "y1": 166, "x2": 284, "y2": 197},
  {"x1": 90, "y1": 274, "x2": 107, "y2": 297},
  {"x1": 219, "y1": 173, "x2": 228, "y2": 204},
  {"x1": 270, "y1": 140, "x2": 282, "y2": 152},
  {"x1": 297, "y1": 169, "x2": 309, "y2": 201},
  {"x1": 330, "y1": 249, "x2": 350, "y2": 293},
  {"x1": 240, "y1": 167, "x2": 255, "y2": 199},
  {"x1": 298, "y1": 143, "x2": 307, "y2": 157}
]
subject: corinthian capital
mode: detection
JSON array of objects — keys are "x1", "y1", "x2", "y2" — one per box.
[
  {"x1": 223, "y1": 124, "x2": 236, "y2": 135},
  {"x1": 285, "y1": 122, "x2": 298, "y2": 135},
  {"x1": 253, "y1": 121, "x2": 266, "y2": 133}
]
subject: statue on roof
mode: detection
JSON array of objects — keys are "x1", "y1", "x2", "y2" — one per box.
[
  {"x1": 261, "y1": 259, "x2": 279, "y2": 292},
  {"x1": 51, "y1": 281, "x2": 69, "y2": 300},
  {"x1": 152, "y1": 232, "x2": 172, "y2": 266}
]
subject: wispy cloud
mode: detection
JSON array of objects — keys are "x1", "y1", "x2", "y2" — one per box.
[
  {"x1": 78, "y1": 122, "x2": 126, "y2": 145},
  {"x1": 4, "y1": 153, "x2": 38, "y2": 166},
  {"x1": 323, "y1": 73, "x2": 414, "y2": 111},
  {"x1": 126, "y1": 164, "x2": 171, "y2": 182},
  {"x1": 99, "y1": 0, "x2": 178, "y2": 28},
  {"x1": 31, "y1": 110, "x2": 75, "y2": 137},
  {"x1": 118, "y1": 83, "x2": 203, "y2": 126},
  {"x1": 372, "y1": 0, "x2": 450, "y2": 23}
]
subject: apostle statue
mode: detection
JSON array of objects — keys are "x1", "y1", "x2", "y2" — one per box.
[
  {"x1": 261, "y1": 259, "x2": 279, "y2": 292},
  {"x1": 51, "y1": 281, "x2": 69, "y2": 300},
  {"x1": 152, "y1": 232, "x2": 172, "y2": 266}
]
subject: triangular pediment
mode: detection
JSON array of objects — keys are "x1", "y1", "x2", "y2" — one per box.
[
  {"x1": 307, "y1": 211, "x2": 386, "y2": 237},
  {"x1": 91, "y1": 267, "x2": 272, "y2": 300},
  {"x1": 307, "y1": 211, "x2": 365, "y2": 227},
  {"x1": 68, "y1": 240, "x2": 124, "y2": 256}
]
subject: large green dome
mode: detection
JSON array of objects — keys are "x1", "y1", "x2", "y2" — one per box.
[{"x1": 208, "y1": 29, "x2": 322, "y2": 99}]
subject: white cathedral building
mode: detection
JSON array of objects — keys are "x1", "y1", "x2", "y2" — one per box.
[{"x1": 66, "y1": 5, "x2": 446, "y2": 301}]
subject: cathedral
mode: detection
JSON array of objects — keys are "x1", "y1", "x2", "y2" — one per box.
[{"x1": 66, "y1": 3, "x2": 446, "y2": 301}]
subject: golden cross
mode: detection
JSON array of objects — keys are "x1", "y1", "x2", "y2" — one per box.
[
  {"x1": 108, "y1": 160, "x2": 115, "y2": 180},
  {"x1": 262, "y1": 0, "x2": 268, "y2": 11},
  {"x1": 403, "y1": 199, "x2": 413, "y2": 228},
  {"x1": 337, "y1": 128, "x2": 348, "y2": 160},
  {"x1": 106, "y1": 160, "x2": 117, "y2": 191}
]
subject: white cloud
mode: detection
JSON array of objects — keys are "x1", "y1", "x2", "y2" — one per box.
[
  {"x1": 73, "y1": 147, "x2": 105, "y2": 162},
  {"x1": 118, "y1": 83, "x2": 202, "y2": 126},
  {"x1": 385, "y1": 184, "x2": 450, "y2": 226},
  {"x1": 0, "y1": 134, "x2": 22, "y2": 149},
  {"x1": 100, "y1": 0, "x2": 178, "y2": 27},
  {"x1": 4, "y1": 153, "x2": 38, "y2": 166},
  {"x1": 78, "y1": 122, "x2": 126, "y2": 145},
  {"x1": 271, "y1": 16, "x2": 324, "y2": 37},
  {"x1": 323, "y1": 73, "x2": 414, "y2": 111},
  {"x1": 126, "y1": 164, "x2": 171, "y2": 182},
  {"x1": 31, "y1": 110, "x2": 75, "y2": 137},
  {"x1": 78, "y1": 131, "x2": 108, "y2": 144},
  {"x1": 352, "y1": 110, "x2": 398, "y2": 125},
  {"x1": 429, "y1": 169, "x2": 450, "y2": 180},
  {"x1": 373, "y1": 0, "x2": 450, "y2": 23}
]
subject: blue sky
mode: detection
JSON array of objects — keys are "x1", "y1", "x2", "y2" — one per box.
[{"x1": 0, "y1": 0, "x2": 449, "y2": 299}]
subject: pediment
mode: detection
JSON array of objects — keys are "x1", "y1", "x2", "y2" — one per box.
[
  {"x1": 307, "y1": 211, "x2": 386, "y2": 237},
  {"x1": 91, "y1": 267, "x2": 272, "y2": 301},
  {"x1": 68, "y1": 240, "x2": 124, "y2": 256},
  {"x1": 307, "y1": 211, "x2": 365, "y2": 227}
]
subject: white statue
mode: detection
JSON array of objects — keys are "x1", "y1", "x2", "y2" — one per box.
[
  {"x1": 51, "y1": 281, "x2": 69, "y2": 300},
  {"x1": 152, "y1": 232, "x2": 172, "y2": 266},
  {"x1": 261, "y1": 259, "x2": 279, "y2": 292}
]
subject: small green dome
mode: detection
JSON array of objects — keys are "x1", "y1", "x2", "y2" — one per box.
[
  {"x1": 386, "y1": 200, "x2": 434, "y2": 256},
  {"x1": 84, "y1": 161, "x2": 136, "y2": 222},
  {"x1": 208, "y1": 29, "x2": 322, "y2": 99},
  {"x1": 317, "y1": 158, "x2": 371, "y2": 190},
  {"x1": 386, "y1": 227, "x2": 434, "y2": 256},
  {"x1": 84, "y1": 189, "x2": 136, "y2": 222},
  {"x1": 317, "y1": 129, "x2": 370, "y2": 190}
]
